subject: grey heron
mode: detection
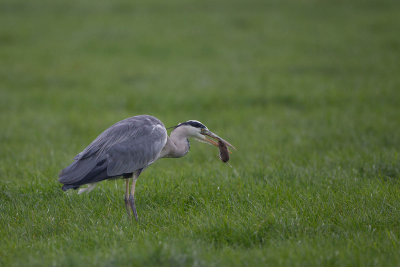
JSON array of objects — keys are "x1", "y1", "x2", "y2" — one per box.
[{"x1": 59, "y1": 115, "x2": 234, "y2": 220}]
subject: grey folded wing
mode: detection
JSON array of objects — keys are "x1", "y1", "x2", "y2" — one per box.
[{"x1": 59, "y1": 115, "x2": 167, "y2": 184}]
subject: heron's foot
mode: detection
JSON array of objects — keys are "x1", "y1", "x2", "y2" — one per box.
[
  {"x1": 128, "y1": 194, "x2": 138, "y2": 221},
  {"x1": 124, "y1": 197, "x2": 131, "y2": 217}
]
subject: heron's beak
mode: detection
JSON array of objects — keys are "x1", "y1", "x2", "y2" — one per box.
[{"x1": 200, "y1": 129, "x2": 236, "y2": 151}]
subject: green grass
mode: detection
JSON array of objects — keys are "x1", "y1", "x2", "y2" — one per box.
[{"x1": 1, "y1": 0, "x2": 400, "y2": 266}]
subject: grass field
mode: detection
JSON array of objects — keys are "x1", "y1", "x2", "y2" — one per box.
[{"x1": 1, "y1": 0, "x2": 400, "y2": 266}]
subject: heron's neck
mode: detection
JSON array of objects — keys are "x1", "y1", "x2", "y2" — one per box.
[{"x1": 160, "y1": 128, "x2": 190, "y2": 158}]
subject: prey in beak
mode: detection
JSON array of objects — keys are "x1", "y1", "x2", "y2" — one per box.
[
  {"x1": 200, "y1": 129, "x2": 236, "y2": 153},
  {"x1": 170, "y1": 120, "x2": 235, "y2": 162}
]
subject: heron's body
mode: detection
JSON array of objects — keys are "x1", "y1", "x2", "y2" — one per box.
[
  {"x1": 58, "y1": 114, "x2": 234, "y2": 220},
  {"x1": 60, "y1": 115, "x2": 166, "y2": 190}
]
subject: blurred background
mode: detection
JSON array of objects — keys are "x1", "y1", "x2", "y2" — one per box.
[
  {"x1": 1, "y1": 0, "x2": 399, "y2": 165},
  {"x1": 1, "y1": 0, "x2": 400, "y2": 265}
]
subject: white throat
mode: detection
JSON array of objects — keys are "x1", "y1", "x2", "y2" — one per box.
[{"x1": 160, "y1": 126, "x2": 196, "y2": 158}]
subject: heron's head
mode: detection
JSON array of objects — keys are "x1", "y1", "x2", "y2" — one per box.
[{"x1": 173, "y1": 120, "x2": 235, "y2": 150}]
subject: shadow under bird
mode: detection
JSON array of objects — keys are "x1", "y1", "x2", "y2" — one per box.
[{"x1": 59, "y1": 115, "x2": 235, "y2": 221}]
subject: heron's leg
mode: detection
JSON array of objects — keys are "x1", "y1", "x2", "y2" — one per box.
[
  {"x1": 129, "y1": 177, "x2": 138, "y2": 221},
  {"x1": 124, "y1": 178, "x2": 131, "y2": 217}
]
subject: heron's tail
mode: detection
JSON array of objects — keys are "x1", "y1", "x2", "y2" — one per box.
[{"x1": 59, "y1": 157, "x2": 109, "y2": 190}]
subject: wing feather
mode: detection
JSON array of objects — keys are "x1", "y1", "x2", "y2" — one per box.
[
  {"x1": 106, "y1": 123, "x2": 166, "y2": 175},
  {"x1": 59, "y1": 115, "x2": 167, "y2": 185}
]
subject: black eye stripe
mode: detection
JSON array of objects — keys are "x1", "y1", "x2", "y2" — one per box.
[{"x1": 178, "y1": 121, "x2": 207, "y2": 129}]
